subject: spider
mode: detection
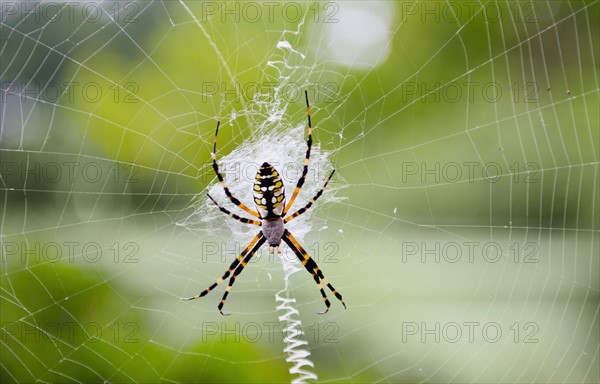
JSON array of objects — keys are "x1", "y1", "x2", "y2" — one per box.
[{"x1": 184, "y1": 91, "x2": 346, "y2": 315}]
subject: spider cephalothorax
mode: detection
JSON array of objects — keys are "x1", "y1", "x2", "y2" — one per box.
[{"x1": 185, "y1": 91, "x2": 346, "y2": 316}]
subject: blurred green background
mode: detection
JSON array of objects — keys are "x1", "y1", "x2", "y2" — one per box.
[{"x1": 1, "y1": 1, "x2": 598, "y2": 383}]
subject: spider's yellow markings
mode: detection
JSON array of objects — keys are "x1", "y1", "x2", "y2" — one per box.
[{"x1": 254, "y1": 162, "x2": 286, "y2": 218}]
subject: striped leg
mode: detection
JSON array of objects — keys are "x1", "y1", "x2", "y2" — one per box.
[
  {"x1": 212, "y1": 121, "x2": 261, "y2": 218},
  {"x1": 283, "y1": 234, "x2": 331, "y2": 314},
  {"x1": 207, "y1": 194, "x2": 261, "y2": 226},
  {"x1": 284, "y1": 169, "x2": 335, "y2": 223},
  {"x1": 283, "y1": 90, "x2": 313, "y2": 216},
  {"x1": 282, "y1": 230, "x2": 346, "y2": 314},
  {"x1": 184, "y1": 232, "x2": 263, "y2": 302},
  {"x1": 217, "y1": 235, "x2": 267, "y2": 315}
]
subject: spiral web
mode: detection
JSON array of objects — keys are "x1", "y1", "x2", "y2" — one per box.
[{"x1": 1, "y1": 1, "x2": 598, "y2": 383}]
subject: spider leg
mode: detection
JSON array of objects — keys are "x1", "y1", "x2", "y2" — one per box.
[
  {"x1": 217, "y1": 235, "x2": 266, "y2": 315},
  {"x1": 211, "y1": 121, "x2": 261, "y2": 218},
  {"x1": 284, "y1": 169, "x2": 335, "y2": 223},
  {"x1": 183, "y1": 232, "x2": 263, "y2": 302},
  {"x1": 283, "y1": 90, "x2": 313, "y2": 216},
  {"x1": 207, "y1": 194, "x2": 261, "y2": 226},
  {"x1": 282, "y1": 229, "x2": 346, "y2": 314}
]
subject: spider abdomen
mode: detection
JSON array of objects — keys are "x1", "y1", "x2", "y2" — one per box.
[{"x1": 254, "y1": 162, "x2": 285, "y2": 219}]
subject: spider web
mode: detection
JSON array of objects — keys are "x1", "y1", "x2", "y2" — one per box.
[{"x1": 1, "y1": 1, "x2": 598, "y2": 383}]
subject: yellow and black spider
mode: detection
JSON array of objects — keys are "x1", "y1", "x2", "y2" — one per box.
[{"x1": 184, "y1": 91, "x2": 346, "y2": 316}]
